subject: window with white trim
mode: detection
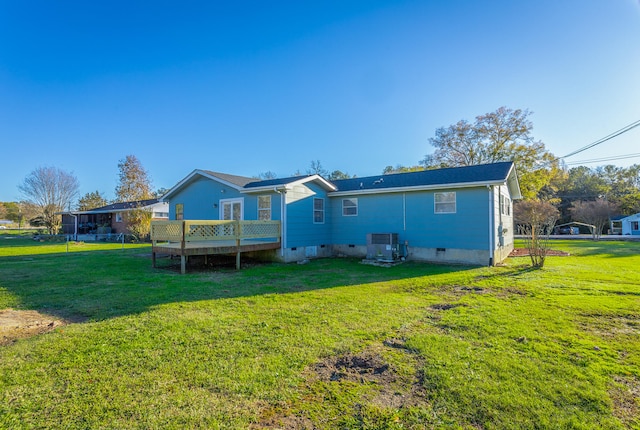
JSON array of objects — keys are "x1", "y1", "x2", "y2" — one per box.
[
  {"x1": 258, "y1": 195, "x2": 271, "y2": 220},
  {"x1": 313, "y1": 198, "x2": 324, "y2": 224},
  {"x1": 500, "y1": 195, "x2": 511, "y2": 216},
  {"x1": 342, "y1": 198, "x2": 358, "y2": 216},
  {"x1": 434, "y1": 192, "x2": 456, "y2": 214},
  {"x1": 115, "y1": 212, "x2": 123, "y2": 222},
  {"x1": 175, "y1": 204, "x2": 184, "y2": 220},
  {"x1": 632, "y1": 221, "x2": 639, "y2": 231}
]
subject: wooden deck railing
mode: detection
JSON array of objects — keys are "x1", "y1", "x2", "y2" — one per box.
[
  {"x1": 151, "y1": 220, "x2": 281, "y2": 248},
  {"x1": 151, "y1": 220, "x2": 281, "y2": 272}
]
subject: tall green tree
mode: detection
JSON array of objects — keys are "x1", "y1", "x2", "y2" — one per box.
[
  {"x1": 18, "y1": 166, "x2": 80, "y2": 234},
  {"x1": 115, "y1": 155, "x2": 153, "y2": 202},
  {"x1": 556, "y1": 164, "x2": 640, "y2": 220},
  {"x1": 77, "y1": 191, "x2": 108, "y2": 211},
  {"x1": 114, "y1": 155, "x2": 153, "y2": 241},
  {"x1": 328, "y1": 170, "x2": 353, "y2": 180},
  {"x1": 422, "y1": 107, "x2": 561, "y2": 199},
  {"x1": 382, "y1": 165, "x2": 424, "y2": 174}
]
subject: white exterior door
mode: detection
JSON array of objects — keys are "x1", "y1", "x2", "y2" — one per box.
[{"x1": 220, "y1": 198, "x2": 243, "y2": 221}]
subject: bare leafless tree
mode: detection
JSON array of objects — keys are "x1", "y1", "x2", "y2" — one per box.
[
  {"x1": 570, "y1": 198, "x2": 618, "y2": 239},
  {"x1": 18, "y1": 166, "x2": 80, "y2": 234},
  {"x1": 514, "y1": 200, "x2": 559, "y2": 268}
]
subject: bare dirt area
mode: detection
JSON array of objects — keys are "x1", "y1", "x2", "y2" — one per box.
[
  {"x1": 610, "y1": 375, "x2": 640, "y2": 428},
  {"x1": 509, "y1": 248, "x2": 570, "y2": 257},
  {"x1": 0, "y1": 309, "x2": 65, "y2": 346},
  {"x1": 253, "y1": 341, "x2": 426, "y2": 429}
]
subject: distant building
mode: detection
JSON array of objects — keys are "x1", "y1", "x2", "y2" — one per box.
[{"x1": 61, "y1": 199, "x2": 169, "y2": 239}]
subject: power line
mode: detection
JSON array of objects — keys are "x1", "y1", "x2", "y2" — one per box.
[
  {"x1": 564, "y1": 153, "x2": 640, "y2": 166},
  {"x1": 560, "y1": 119, "x2": 640, "y2": 160}
]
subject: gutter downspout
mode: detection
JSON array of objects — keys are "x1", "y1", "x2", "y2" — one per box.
[
  {"x1": 488, "y1": 186, "x2": 494, "y2": 266},
  {"x1": 403, "y1": 192, "x2": 406, "y2": 232}
]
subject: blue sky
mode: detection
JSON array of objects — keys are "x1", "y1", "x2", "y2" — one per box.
[{"x1": 1, "y1": 0, "x2": 639, "y2": 202}]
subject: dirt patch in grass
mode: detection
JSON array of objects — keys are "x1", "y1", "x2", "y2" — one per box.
[
  {"x1": 610, "y1": 375, "x2": 640, "y2": 428},
  {"x1": 253, "y1": 342, "x2": 426, "y2": 428},
  {"x1": 509, "y1": 248, "x2": 570, "y2": 257},
  {"x1": 0, "y1": 309, "x2": 65, "y2": 346}
]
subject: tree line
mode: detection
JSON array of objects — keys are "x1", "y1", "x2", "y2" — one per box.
[{"x1": 1, "y1": 155, "x2": 154, "y2": 238}]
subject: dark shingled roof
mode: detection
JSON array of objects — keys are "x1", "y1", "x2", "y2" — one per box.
[
  {"x1": 86, "y1": 198, "x2": 161, "y2": 212},
  {"x1": 331, "y1": 162, "x2": 515, "y2": 192}
]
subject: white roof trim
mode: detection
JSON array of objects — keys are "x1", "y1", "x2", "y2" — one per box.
[
  {"x1": 241, "y1": 174, "x2": 337, "y2": 194},
  {"x1": 505, "y1": 163, "x2": 522, "y2": 200},
  {"x1": 329, "y1": 180, "x2": 509, "y2": 197}
]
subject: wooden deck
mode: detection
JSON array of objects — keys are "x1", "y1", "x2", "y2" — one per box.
[{"x1": 151, "y1": 220, "x2": 281, "y2": 273}]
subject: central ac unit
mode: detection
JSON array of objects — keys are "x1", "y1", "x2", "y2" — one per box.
[{"x1": 366, "y1": 233, "x2": 399, "y2": 261}]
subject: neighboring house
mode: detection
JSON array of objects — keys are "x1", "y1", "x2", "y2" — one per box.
[
  {"x1": 620, "y1": 213, "x2": 640, "y2": 236},
  {"x1": 160, "y1": 162, "x2": 521, "y2": 266},
  {"x1": 62, "y1": 199, "x2": 169, "y2": 239},
  {"x1": 609, "y1": 215, "x2": 626, "y2": 235}
]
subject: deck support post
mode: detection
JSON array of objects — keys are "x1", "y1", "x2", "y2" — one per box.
[
  {"x1": 152, "y1": 252, "x2": 156, "y2": 268},
  {"x1": 236, "y1": 238, "x2": 241, "y2": 270},
  {"x1": 181, "y1": 255, "x2": 186, "y2": 274}
]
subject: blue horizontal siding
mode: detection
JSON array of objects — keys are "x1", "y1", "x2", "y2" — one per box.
[
  {"x1": 330, "y1": 188, "x2": 490, "y2": 250},
  {"x1": 285, "y1": 183, "x2": 332, "y2": 247},
  {"x1": 167, "y1": 176, "x2": 282, "y2": 221}
]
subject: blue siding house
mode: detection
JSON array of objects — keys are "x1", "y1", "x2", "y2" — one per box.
[{"x1": 160, "y1": 162, "x2": 521, "y2": 266}]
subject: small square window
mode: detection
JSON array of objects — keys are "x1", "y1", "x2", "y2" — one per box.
[
  {"x1": 342, "y1": 198, "x2": 358, "y2": 216},
  {"x1": 435, "y1": 192, "x2": 456, "y2": 214}
]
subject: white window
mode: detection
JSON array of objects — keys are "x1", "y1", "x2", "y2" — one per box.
[
  {"x1": 434, "y1": 192, "x2": 456, "y2": 214},
  {"x1": 342, "y1": 198, "x2": 358, "y2": 216},
  {"x1": 175, "y1": 204, "x2": 184, "y2": 220},
  {"x1": 153, "y1": 211, "x2": 169, "y2": 219},
  {"x1": 500, "y1": 195, "x2": 511, "y2": 216},
  {"x1": 115, "y1": 212, "x2": 123, "y2": 222},
  {"x1": 258, "y1": 195, "x2": 271, "y2": 220},
  {"x1": 632, "y1": 221, "x2": 639, "y2": 231},
  {"x1": 313, "y1": 198, "x2": 324, "y2": 224},
  {"x1": 221, "y1": 198, "x2": 243, "y2": 221}
]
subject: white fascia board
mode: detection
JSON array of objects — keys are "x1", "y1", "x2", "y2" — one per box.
[
  {"x1": 506, "y1": 164, "x2": 523, "y2": 200},
  {"x1": 241, "y1": 185, "x2": 287, "y2": 194},
  {"x1": 161, "y1": 169, "x2": 243, "y2": 201},
  {"x1": 241, "y1": 175, "x2": 337, "y2": 194},
  {"x1": 328, "y1": 180, "x2": 507, "y2": 197},
  {"x1": 286, "y1": 174, "x2": 337, "y2": 191}
]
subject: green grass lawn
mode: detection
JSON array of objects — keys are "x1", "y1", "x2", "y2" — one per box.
[{"x1": 0, "y1": 235, "x2": 638, "y2": 429}]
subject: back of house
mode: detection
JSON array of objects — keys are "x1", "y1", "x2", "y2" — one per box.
[{"x1": 159, "y1": 162, "x2": 521, "y2": 266}]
